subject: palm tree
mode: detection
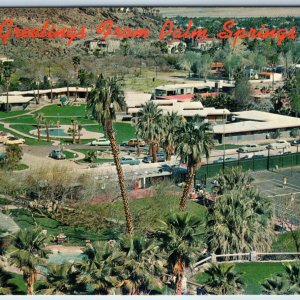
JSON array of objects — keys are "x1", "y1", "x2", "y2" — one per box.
[
  {"x1": 77, "y1": 242, "x2": 125, "y2": 294},
  {"x1": 175, "y1": 116, "x2": 214, "y2": 211},
  {"x1": 162, "y1": 112, "x2": 185, "y2": 161},
  {"x1": 157, "y1": 212, "x2": 203, "y2": 295},
  {"x1": 2, "y1": 62, "x2": 14, "y2": 112},
  {"x1": 9, "y1": 228, "x2": 51, "y2": 295},
  {"x1": 34, "y1": 113, "x2": 45, "y2": 141},
  {"x1": 87, "y1": 74, "x2": 134, "y2": 235},
  {"x1": 44, "y1": 120, "x2": 51, "y2": 142},
  {"x1": 204, "y1": 264, "x2": 244, "y2": 295},
  {"x1": 212, "y1": 166, "x2": 254, "y2": 195},
  {"x1": 281, "y1": 264, "x2": 300, "y2": 289},
  {"x1": 77, "y1": 124, "x2": 82, "y2": 144},
  {"x1": 262, "y1": 276, "x2": 298, "y2": 295},
  {"x1": 206, "y1": 187, "x2": 274, "y2": 255},
  {"x1": 0, "y1": 266, "x2": 17, "y2": 295},
  {"x1": 70, "y1": 119, "x2": 78, "y2": 144},
  {"x1": 87, "y1": 150, "x2": 97, "y2": 163},
  {"x1": 136, "y1": 101, "x2": 163, "y2": 163},
  {"x1": 119, "y1": 235, "x2": 165, "y2": 295},
  {"x1": 37, "y1": 263, "x2": 84, "y2": 295},
  {"x1": 72, "y1": 56, "x2": 81, "y2": 79}
]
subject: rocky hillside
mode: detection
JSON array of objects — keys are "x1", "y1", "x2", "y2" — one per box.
[{"x1": 0, "y1": 8, "x2": 160, "y2": 60}]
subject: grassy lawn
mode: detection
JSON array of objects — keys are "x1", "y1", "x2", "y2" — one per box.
[
  {"x1": 194, "y1": 262, "x2": 298, "y2": 295},
  {"x1": 63, "y1": 150, "x2": 78, "y2": 159},
  {"x1": 0, "y1": 110, "x2": 28, "y2": 119},
  {"x1": 36, "y1": 104, "x2": 87, "y2": 117},
  {"x1": 3, "y1": 116, "x2": 36, "y2": 124},
  {"x1": 272, "y1": 230, "x2": 300, "y2": 252},
  {"x1": 10, "y1": 209, "x2": 107, "y2": 245},
  {"x1": 81, "y1": 194, "x2": 207, "y2": 233}
]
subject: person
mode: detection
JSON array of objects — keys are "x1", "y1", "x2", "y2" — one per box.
[{"x1": 283, "y1": 176, "x2": 287, "y2": 188}]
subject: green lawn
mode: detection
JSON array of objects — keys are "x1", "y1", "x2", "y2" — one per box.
[
  {"x1": 0, "y1": 110, "x2": 28, "y2": 119},
  {"x1": 272, "y1": 231, "x2": 300, "y2": 252},
  {"x1": 195, "y1": 262, "x2": 298, "y2": 295},
  {"x1": 10, "y1": 209, "x2": 109, "y2": 245},
  {"x1": 36, "y1": 104, "x2": 87, "y2": 117},
  {"x1": 214, "y1": 144, "x2": 243, "y2": 150},
  {"x1": 64, "y1": 150, "x2": 78, "y2": 159}
]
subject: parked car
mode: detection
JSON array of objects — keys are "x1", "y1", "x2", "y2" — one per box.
[
  {"x1": 241, "y1": 154, "x2": 265, "y2": 160},
  {"x1": 49, "y1": 150, "x2": 66, "y2": 160},
  {"x1": 127, "y1": 139, "x2": 146, "y2": 147},
  {"x1": 120, "y1": 157, "x2": 140, "y2": 165},
  {"x1": 3, "y1": 136, "x2": 25, "y2": 145},
  {"x1": 291, "y1": 139, "x2": 300, "y2": 146},
  {"x1": 0, "y1": 134, "x2": 10, "y2": 143},
  {"x1": 213, "y1": 157, "x2": 237, "y2": 164},
  {"x1": 142, "y1": 151, "x2": 166, "y2": 163},
  {"x1": 266, "y1": 140, "x2": 291, "y2": 150},
  {"x1": 120, "y1": 141, "x2": 129, "y2": 146},
  {"x1": 90, "y1": 138, "x2": 110, "y2": 146},
  {"x1": 237, "y1": 144, "x2": 264, "y2": 153}
]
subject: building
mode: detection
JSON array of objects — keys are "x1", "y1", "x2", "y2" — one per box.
[
  {"x1": 166, "y1": 40, "x2": 187, "y2": 54},
  {"x1": 0, "y1": 95, "x2": 34, "y2": 110},
  {"x1": 257, "y1": 72, "x2": 283, "y2": 82},
  {"x1": 213, "y1": 110, "x2": 300, "y2": 144},
  {"x1": 84, "y1": 38, "x2": 121, "y2": 54},
  {"x1": 0, "y1": 55, "x2": 14, "y2": 63},
  {"x1": 191, "y1": 38, "x2": 219, "y2": 51},
  {"x1": 155, "y1": 80, "x2": 235, "y2": 98}
]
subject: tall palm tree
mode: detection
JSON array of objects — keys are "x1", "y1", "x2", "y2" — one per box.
[
  {"x1": 87, "y1": 74, "x2": 134, "y2": 235},
  {"x1": 70, "y1": 119, "x2": 78, "y2": 144},
  {"x1": 119, "y1": 235, "x2": 165, "y2": 295},
  {"x1": 34, "y1": 113, "x2": 45, "y2": 141},
  {"x1": 9, "y1": 228, "x2": 51, "y2": 295},
  {"x1": 77, "y1": 124, "x2": 82, "y2": 144},
  {"x1": 37, "y1": 263, "x2": 84, "y2": 295},
  {"x1": 72, "y1": 56, "x2": 81, "y2": 79},
  {"x1": 136, "y1": 101, "x2": 163, "y2": 163},
  {"x1": 162, "y1": 112, "x2": 185, "y2": 161},
  {"x1": 204, "y1": 264, "x2": 244, "y2": 295},
  {"x1": 44, "y1": 120, "x2": 51, "y2": 142},
  {"x1": 77, "y1": 242, "x2": 125, "y2": 295},
  {"x1": 175, "y1": 116, "x2": 214, "y2": 211},
  {"x1": 157, "y1": 212, "x2": 203, "y2": 295},
  {"x1": 206, "y1": 187, "x2": 274, "y2": 255},
  {"x1": 212, "y1": 166, "x2": 254, "y2": 195}
]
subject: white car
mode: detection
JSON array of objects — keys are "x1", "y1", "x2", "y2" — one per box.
[
  {"x1": 237, "y1": 144, "x2": 264, "y2": 153},
  {"x1": 266, "y1": 140, "x2": 291, "y2": 150},
  {"x1": 90, "y1": 138, "x2": 110, "y2": 146}
]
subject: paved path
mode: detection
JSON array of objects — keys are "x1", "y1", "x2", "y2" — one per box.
[{"x1": 0, "y1": 211, "x2": 20, "y2": 235}]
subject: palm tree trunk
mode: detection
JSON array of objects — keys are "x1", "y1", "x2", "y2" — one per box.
[
  {"x1": 136, "y1": 141, "x2": 140, "y2": 156},
  {"x1": 179, "y1": 165, "x2": 196, "y2": 211},
  {"x1": 152, "y1": 144, "x2": 157, "y2": 163},
  {"x1": 78, "y1": 130, "x2": 81, "y2": 144},
  {"x1": 37, "y1": 123, "x2": 41, "y2": 141},
  {"x1": 107, "y1": 126, "x2": 134, "y2": 235},
  {"x1": 26, "y1": 271, "x2": 36, "y2": 295},
  {"x1": 46, "y1": 122, "x2": 50, "y2": 142},
  {"x1": 72, "y1": 123, "x2": 76, "y2": 144}
]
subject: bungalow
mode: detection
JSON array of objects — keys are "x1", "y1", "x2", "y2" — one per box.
[
  {"x1": 166, "y1": 40, "x2": 187, "y2": 54},
  {"x1": 191, "y1": 38, "x2": 219, "y2": 51},
  {"x1": 84, "y1": 38, "x2": 121, "y2": 54},
  {"x1": 257, "y1": 72, "x2": 283, "y2": 82}
]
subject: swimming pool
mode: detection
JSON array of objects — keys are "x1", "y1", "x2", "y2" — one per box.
[
  {"x1": 48, "y1": 253, "x2": 87, "y2": 264},
  {"x1": 40, "y1": 128, "x2": 69, "y2": 137}
]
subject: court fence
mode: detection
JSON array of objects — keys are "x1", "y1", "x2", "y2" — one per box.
[{"x1": 196, "y1": 146, "x2": 300, "y2": 181}]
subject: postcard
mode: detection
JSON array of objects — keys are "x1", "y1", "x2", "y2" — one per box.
[{"x1": 0, "y1": 6, "x2": 299, "y2": 297}]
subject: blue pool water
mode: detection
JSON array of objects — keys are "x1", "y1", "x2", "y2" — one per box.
[
  {"x1": 48, "y1": 253, "x2": 87, "y2": 264},
  {"x1": 41, "y1": 128, "x2": 69, "y2": 137}
]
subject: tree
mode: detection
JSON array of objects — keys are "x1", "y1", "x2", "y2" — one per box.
[
  {"x1": 37, "y1": 263, "x2": 84, "y2": 295},
  {"x1": 0, "y1": 266, "x2": 17, "y2": 295},
  {"x1": 136, "y1": 101, "x2": 163, "y2": 163},
  {"x1": 4, "y1": 144, "x2": 23, "y2": 169},
  {"x1": 87, "y1": 150, "x2": 97, "y2": 163},
  {"x1": 72, "y1": 56, "x2": 81, "y2": 79},
  {"x1": 206, "y1": 187, "x2": 274, "y2": 255},
  {"x1": 162, "y1": 112, "x2": 185, "y2": 161},
  {"x1": 35, "y1": 113, "x2": 45, "y2": 141},
  {"x1": 234, "y1": 76, "x2": 251, "y2": 110},
  {"x1": 1, "y1": 61, "x2": 15, "y2": 112},
  {"x1": 204, "y1": 264, "x2": 244, "y2": 295},
  {"x1": 157, "y1": 213, "x2": 203, "y2": 295},
  {"x1": 10, "y1": 227, "x2": 51, "y2": 295},
  {"x1": 87, "y1": 74, "x2": 134, "y2": 235},
  {"x1": 191, "y1": 54, "x2": 213, "y2": 79},
  {"x1": 70, "y1": 119, "x2": 78, "y2": 144},
  {"x1": 44, "y1": 120, "x2": 51, "y2": 142},
  {"x1": 175, "y1": 116, "x2": 214, "y2": 211},
  {"x1": 119, "y1": 235, "x2": 165, "y2": 295},
  {"x1": 77, "y1": 242, "x2": 125, "y2": 295},
  {"x1": 262, "y1": 276, "x2": 298, "y2": 295},
  {"x1": 77, "y1": 124, "x2": 82, "y2": 144}
]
